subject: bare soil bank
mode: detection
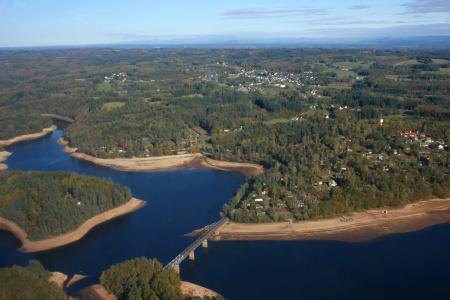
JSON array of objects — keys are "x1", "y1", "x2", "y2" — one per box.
[
  {"x1": 41, "y1": 113, "x2": 75, "y2": 123},
  {"x1": 48, "y1": 272, "x2": 68, "y2": 289},
  {"x1": 210, "y1": 198, "x2": 450, "y2": 242},
  {"x1": 180, "y1": 281, "x2": 220, "y2": 298},
  {"x1": 77, "y1": 282, "x2": 219, "y2": 300},
  {"x1": 77, "y1": 284, "x2": 117, "y2": 300},
  {"x1": 59, "y1": 138, "x2": 263, "y2": 177},
  {"x1": 0, "y1": 125, "x2": 56, "y2": 147},
  {"x1": 0, "y1": 151, "x2": 11, "y2": 171},
  {"x1": 0, "y1": 198, "x2": 145, "y2": 253}
]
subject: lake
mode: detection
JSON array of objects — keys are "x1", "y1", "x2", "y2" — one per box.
[{"x1": 1, "y1": 130, "x2": 450, "y2": 299}]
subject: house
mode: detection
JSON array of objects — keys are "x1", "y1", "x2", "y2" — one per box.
[
  {"x1": 328, "y1": 179, "x2": 337, "y2": 187},
  {"x1": 255, "y1": 198, "x2": 263, "y2": 202}
]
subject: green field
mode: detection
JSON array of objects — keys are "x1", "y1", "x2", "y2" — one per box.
[
  {"x1": 96, "y1": 81, "x2": 113, "y2": 93},
  {"x1": 421, "y1": 68, "x2": 450, "y2": 75},
  {"x1": 102, "y1": 101, "x2": 125, "y2": 110},
  {"x1": 334, "y1": 69, "x2": 357, "y2": 79},
  {"x1": 394, "y1": 58, "x2": 449, "y2": 67},
  {"x1": 333, "y1": 61, "x2": 372, "y2": 70},
  {"x1": 264, "y1": 118, "x2": 291, "y2": 125},
  {"x1": 394, "y1": 59, "x2": 419, "y2": 67}
]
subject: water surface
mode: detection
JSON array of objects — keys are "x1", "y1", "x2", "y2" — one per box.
[{"x1": 1, "y1": 130, "x2": 450, "y2": 299}]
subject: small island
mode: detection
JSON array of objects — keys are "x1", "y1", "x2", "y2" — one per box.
[{"x1": 0, "y1": 171, "x2": 145, "y2": 252}]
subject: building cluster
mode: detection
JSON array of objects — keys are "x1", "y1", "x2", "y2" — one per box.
[
  {"x1": 104, "y1": 72, "x2": 127, "y2": 83},
  {"x1": 400, "y1": 129, "x2": 446, "y2": 149},
  {"x1": 225, "y1": 68, "x2": 318, "y2": 92}
]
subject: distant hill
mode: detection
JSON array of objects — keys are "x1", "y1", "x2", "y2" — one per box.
[{"x1": 2, "y1": 35, "x2": 450, "y2": 50}]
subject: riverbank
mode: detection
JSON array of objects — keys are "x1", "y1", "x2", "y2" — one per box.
[
  {"x1": 211, "y1": 198, "x2": 450, "y2": 242},
  {"x1": 0, "y1": 151, "x2": 11, "y2": 171},
  {"x1": 41, "y1": 113, "x2": 75, "y2": 123},
  {"x1": 0, "y1": 125, "x2": 57, "y2": 147},
  {"x1": 59, "y1": 138, "x2": 263, "y2": 177},
  {"x1": 180, "y1": 281, "x2": 220, "y2": 299},
  {"x1": 77, "y1": 281, "x2": 220, "y2": 300},
  {"x1": 0, "y1": 198, "x2": 145, "y2": 253}
]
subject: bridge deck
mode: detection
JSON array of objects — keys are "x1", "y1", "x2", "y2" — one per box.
[{"x1": 165, "y1": 217, "x2": 228, "y2": 269}]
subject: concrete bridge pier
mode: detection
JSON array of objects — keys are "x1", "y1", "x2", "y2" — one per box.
[
  {"x1": 202, "y1": 239, "x2": 208, "y2": 248},
  {"x1": 188, "y1": 251, "x2": 195, "y2": 261}
]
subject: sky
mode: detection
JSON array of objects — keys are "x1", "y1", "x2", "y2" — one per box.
[{"x1": 0, "y1": 0, "x2": 449, "y2": 47}]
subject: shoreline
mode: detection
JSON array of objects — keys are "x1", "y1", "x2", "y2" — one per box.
[
  {"x1": 209, "y1": 198, "x2": 450, "y2": 242},
  {"x1": 180, "y1": 281, "x2": 220, "y2": 298},
  {"x1": 0, "y1": 151, "x2": 11, "y2": 171},
  {"x1": 0, "y1": 198, "x2": 146, "y2": 253},
  {"x1": 77, "y1": 281, "x2": 220, "y2": 300},
  {"x1": 59, "y1": 138, "x2": 263, "y2": 177},
  {"x1": 0, "y1": 125, "x2": 57, "y2": 147},
  {"x1": 41, "y1": 113, "x2": 75, "y2": 123}
]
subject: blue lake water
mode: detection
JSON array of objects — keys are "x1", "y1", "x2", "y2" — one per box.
[{"x1": 1, "y1": 130, "x2": 450, "y2": 299}]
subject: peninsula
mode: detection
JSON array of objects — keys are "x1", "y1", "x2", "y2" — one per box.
[
  {"x1": 59, "y1": 138, "x2": 263, "y2": 177},
  {"x1": 0, "y1": 171, "x2": 144, "y2": 252},
  {"x1": 0, "y1": 125, "x2": 56, "y2": 147}
]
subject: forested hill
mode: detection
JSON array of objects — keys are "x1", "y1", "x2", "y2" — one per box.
[{"x1": 0, "y1": 171, "x2": 132, "y2": 240}]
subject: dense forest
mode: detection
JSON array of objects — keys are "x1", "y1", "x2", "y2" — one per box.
[
  {"x1": 0, "y1": 260, "x2": 67, "y2": 300},
  {"x1": 100, "y1": 258, "x2": 181, "y2": 300},
  {"x1": 0, "y1": 49, "x2": 448, "y2": 223},
  {"x1": 0, "y1": 171, "x2": 132, "y2": 240},
  {"x1": 100, "y1": 257, "x2": 222, "y2": 300}
]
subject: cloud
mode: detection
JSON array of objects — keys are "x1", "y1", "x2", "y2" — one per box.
[
  {"x1": 349, "y1": 5, "x2": 370, "y2": 10},
  {"x1": 221, "y1": 7, "x2": 328, "y2": 19},
  {"x1": 402, "y1": 0, "x2": 450, "y2": 13}
]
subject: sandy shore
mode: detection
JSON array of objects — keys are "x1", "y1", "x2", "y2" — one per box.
[
  {"x1": 77, "y1": 282, "x2": 219, "y2": 300},
  {"x1": 0, "y1": 151, "x2": 11, "y2": 171},
  {"x1": 180, "y1": 281, "x2": 220, "y2": 299},
  {"x1": 48, "y1": 272, "x2": 68, "y2": 289},
  {"x1": 0, "y1": 198, "x2": 145, "y2": 253},
  {"x1": 211, "y1": 198, "x2": 450, "y2": 242},
  {"x1": 66, "y1": 274, "x2": 88, "y2": 288},
  {"x1": 0, "y1": 125, "x2": 57, "y2": 147},
  {"x1": 77, "y1": 284, "x2": 117, "y2": 300},
  {"x1": 59, "y1": 138, "x2": 263, "y2": 177},
  {"x1": 41, "y1": 113, "x2": 75, "y2": 123}
]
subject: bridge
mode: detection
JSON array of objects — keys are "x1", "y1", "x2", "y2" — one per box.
[{"x1": 165, "y1": 217, "x2": 228, "y2": 273}]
